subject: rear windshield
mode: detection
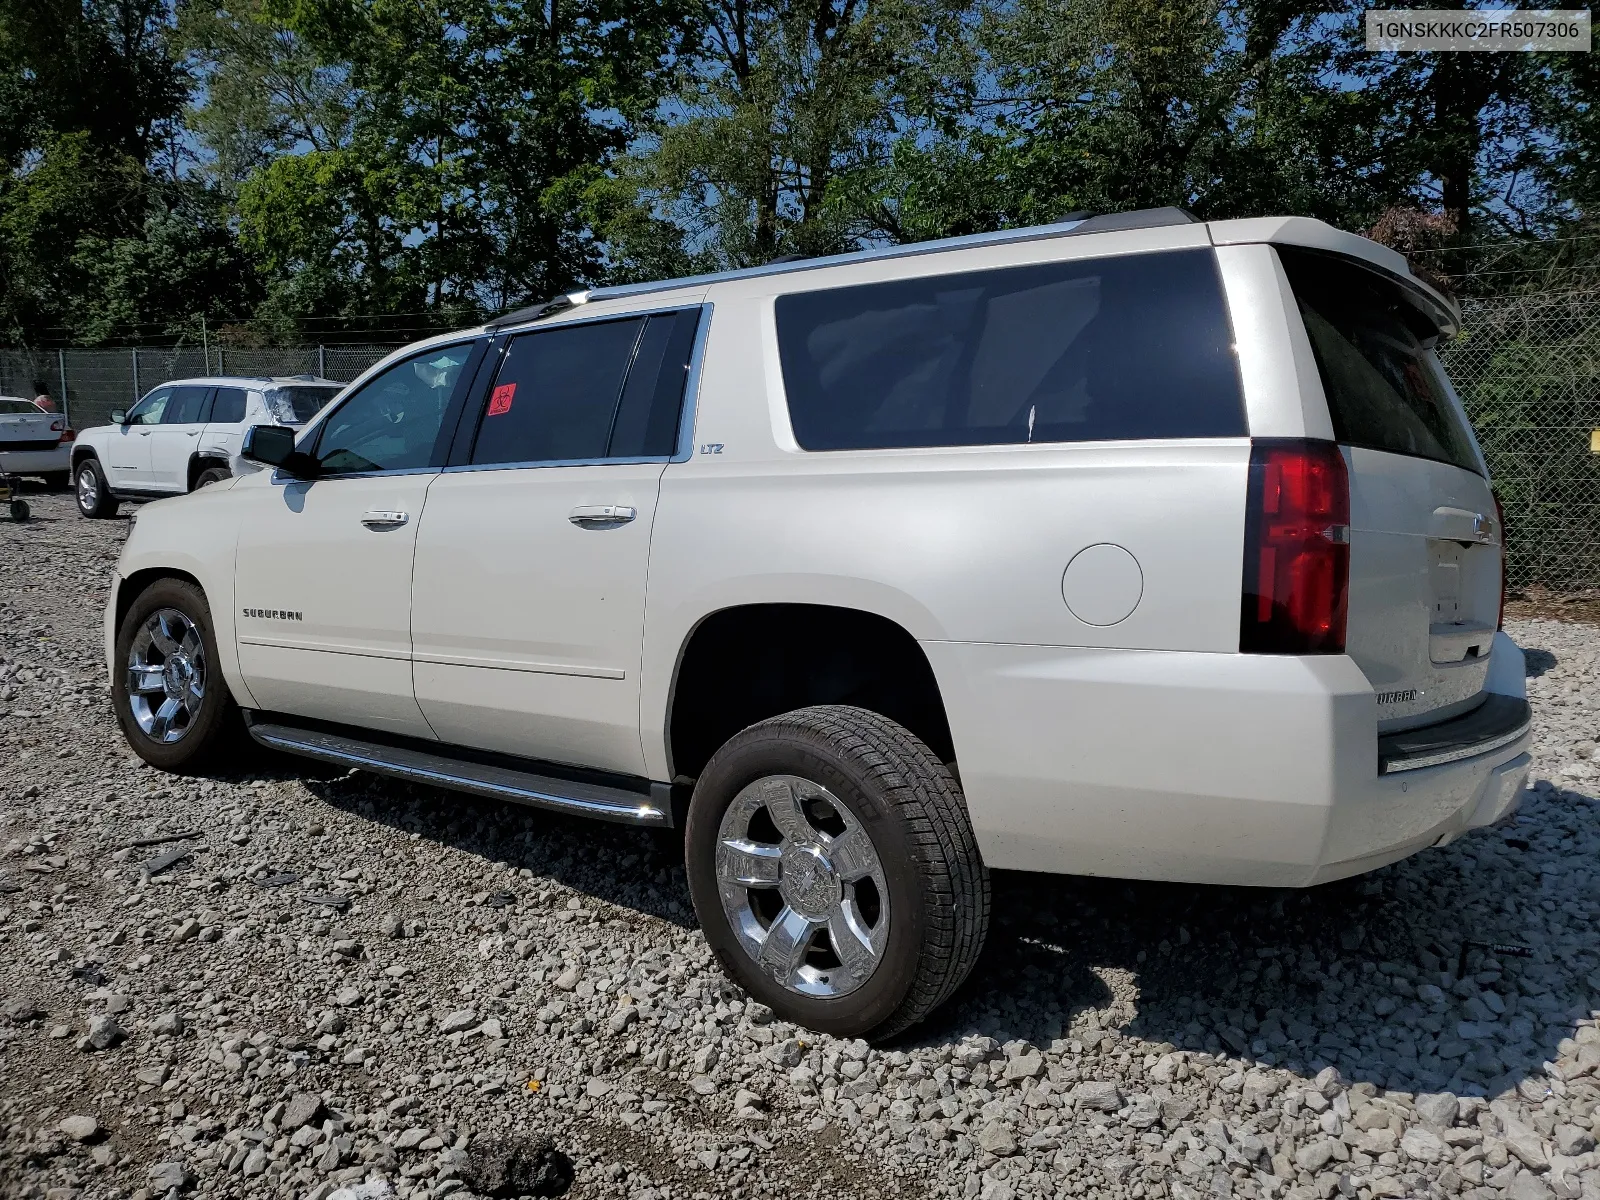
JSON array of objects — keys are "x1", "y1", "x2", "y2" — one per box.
[
  {"x1": 774, "y1": 248, "x2": 1246, "y2": 451},
  {"x1": 1279, "y1": 247, "x2": 1481, "y2": 475},
  {"x1": 269, "y1": 386, "x2": 341, "y2": 424},
  {"x1": 0, "y1": 398, "x2": 42, "y2": 414}
]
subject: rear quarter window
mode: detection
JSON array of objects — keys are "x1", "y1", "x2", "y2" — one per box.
[
  {"x1": 774, "y1": 248, "x2": 1246, "y2": 451},
  {"x1": 1278, "y1": 247, "x2": 1482, "y2": 475}
]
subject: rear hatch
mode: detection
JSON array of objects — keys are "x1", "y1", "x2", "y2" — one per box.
[
  {"x1": 1278, "y1": 247, "x2": 1500, "y2": 732},
  {"x1": 0, "y1": 399, "x2": 62, "y2": 452}
]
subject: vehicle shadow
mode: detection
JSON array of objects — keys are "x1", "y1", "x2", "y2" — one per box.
[
  {"x1": 912, "y1": 784, "x2": 1598, "y2": 1099},
  {"x1": 276, "y1": 758, "x2": 698, "y2": 931},
  {"x1": 228, "y1": 742, "x2": 1595, "y2": 1101}
]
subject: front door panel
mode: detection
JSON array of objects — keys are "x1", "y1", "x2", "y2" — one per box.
[
  {"x1": 234, "y1": 473, "x2": 439, "y2": 738},
  {"x1": 409, "y1": 464, "x2": 664, "y2": 774}
]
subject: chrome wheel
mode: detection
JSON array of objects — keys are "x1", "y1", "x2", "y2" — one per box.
[
  {"x1": 715, "y1": 775, "x2": 890, "y2": 998},
  {"x1": 76, "y1": 465, "x2": 98, "y2": 511},
  {"x1": 126, "y1": 608, "x2": 206, "y2": 743}
]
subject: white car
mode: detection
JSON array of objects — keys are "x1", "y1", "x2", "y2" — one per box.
[
  {"x1": 0, "y1": 396, "x2": 71, "y2": 488},
  {"x1": 103, "y1": 210, "x2": 1532, "y2": 1038},
  {"x1": 71, "y1": 375, "x2": 344, "y2": 518}
]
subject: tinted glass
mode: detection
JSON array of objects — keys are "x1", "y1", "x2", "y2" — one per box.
[
  {"x1": 608, "y1": 311, "x2": 701, "y2": 457},
  {"x1": 272, "y1": 386, "x2": 340, "y2": 423},
  {"x1": 472, "y1": 318, "x2": 644, "y2": 465},
  {"x1": 164, "y1": 386, "x2": 210, "y2": 425},
  {"x1": 314, "y1": 344, "x2": 473, "y2": 475},
  {"x1": 126, "y1": 389, "x2": 172, "y2": 425},
  {"x1": 210, "y1": 387, "x2": 247, "y2": 424},
  {"x1": 0, "y1": 398, "x2": 40, "y2": 414},
  {"x1": 1279, "y1": 248, "x2": 1480, "y2": 474},
  {"x1": 775, "y1": 249, "x2": 1246, "y2": 451}
]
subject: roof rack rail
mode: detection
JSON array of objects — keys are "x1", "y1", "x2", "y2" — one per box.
[
  {"x1": 1069, "y1": 206, "x2": 1198, "y2": 234},
  {"x1": 485, "y1": 293, "x2": 581, "y2": 332},
  {"x1": 483, "y1": 207, "x2": 1203, "y2": 330}
]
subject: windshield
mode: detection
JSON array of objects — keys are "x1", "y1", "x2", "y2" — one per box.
[
  {"x1": 266, "y1": 386, "x2": 342, "y2": 424},
  {"x1": 0, "y1": 398, "x2": 43, "y2": 414}
]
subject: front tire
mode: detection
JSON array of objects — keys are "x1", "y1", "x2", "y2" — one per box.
[
  {"x1": 75, "y1": 459, "x2": 118, "y2": 518},
  {"x1": 112, "y1": 578, "x2": 238, "y2": 772},
  {"x1": 685, "y1": 705, "x2": 989, "y2": 1040}
]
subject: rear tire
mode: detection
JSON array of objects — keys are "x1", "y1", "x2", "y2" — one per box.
[
  {"x1": 112, "y1": 578, "x2": 239, "y2": 772},
  {"x1": 685, "y1": 705, "x2": 989, "y2": 1040},
  {"x1": 193, "y1": 466, "x2": 230, "y2": 490},
  {"x1": 75, "y1": 459, "x2": 118, "y2": 518}
]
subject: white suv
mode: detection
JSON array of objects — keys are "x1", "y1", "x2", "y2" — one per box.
[
  {"x1": 102, "y1": 210, "x2": 1533, "y2": 1038},
  {"x1": 72, "y1": 375, "x2": 344, "y2": 517}
]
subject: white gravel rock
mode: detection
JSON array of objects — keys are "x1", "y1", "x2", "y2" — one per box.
[{"x1": 3, "y1": 498, "x2": 1600, "y2": 1200}]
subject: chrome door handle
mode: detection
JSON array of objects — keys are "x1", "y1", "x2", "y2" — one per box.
[
  {"x1": 569, "y1": 505, "x2": 637, "y2": 526},
  {"x1": 361, "y1": 510, "x2": 409, "y2": 528}
]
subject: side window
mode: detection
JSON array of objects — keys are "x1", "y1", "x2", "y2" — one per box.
[
  {"x1": 126, "y1": 388, "x2": 172, "y2": 426},
  {"x1": 469, "y1": 309, "x2": 701, "y2": 466},
  {"x1": 609, "y1": 310, "x2": 701, "y2": 457},
  {"x1": 210, "y1": 387, "x2": 247, "y2": 424},
  {"x1": 774, "y1": 249, "x2": 1247, "y2": 450},
  {"x1": 163, "y1": 385, "x2": 211, "y2": 425},
  {"x1": 471, "y1": 318, "x2": 645, "y2": 465},
  {"x1": 313, "y1": 343, "x2": 474, "y2": 475}
]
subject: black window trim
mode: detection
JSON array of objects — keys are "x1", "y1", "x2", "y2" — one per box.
[
  {"x1": 443, "y1": 302, "x2": 711, "y2": 474},
  {"x1": 273, "y1": 337, "x2": 489, "y2": 483}
]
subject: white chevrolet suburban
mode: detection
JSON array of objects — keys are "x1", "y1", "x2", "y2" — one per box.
[
  {"x1": 72, "y1": 375, "x2": 344, "y2": 518},
  {"x1": 104, "y1": 209, "x2": 1533, "y2": 1038}
]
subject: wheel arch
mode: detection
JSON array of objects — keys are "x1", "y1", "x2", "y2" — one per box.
[
  {"x1": 115, "y1": 567, "x2": 207, "y2": 639},
  {"x1": 187, "y1": 454, "x2": 231, "y2": 491},
  {"x1": 664, "y1": 602, "x2": 955, "y2": 783}
]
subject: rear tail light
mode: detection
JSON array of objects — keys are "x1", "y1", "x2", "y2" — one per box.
[
  {"x1": 57, "y1": 424, "x2": 74, "y2": 444},
  {"x1": 1495, "y1": 492, "x2": 1506, "y2": 630},
  {"x1": 1240, "y1": 439, "x2": 1350, "y2": 655}
]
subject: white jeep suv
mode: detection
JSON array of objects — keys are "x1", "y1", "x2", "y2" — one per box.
[
  {"x1": 72, "y1": 375, "x2": 343, "y2": 517},
  {"x1": 103, "y1": 209, "x2": 1533, "y2": 1038}
]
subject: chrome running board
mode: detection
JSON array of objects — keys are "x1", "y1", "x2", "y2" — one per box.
[{"x1": 247, "y1": 720, "x2": 673, "y2": 826}]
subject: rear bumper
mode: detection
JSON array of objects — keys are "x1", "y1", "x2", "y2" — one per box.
[
  {"x1": 0, "y1": 446, "x2": 70, "y2": 475},
  {"x1": 925, "y1": 631, "x2": 1532, "y2": 886}
]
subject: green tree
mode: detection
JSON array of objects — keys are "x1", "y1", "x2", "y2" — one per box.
[
  {"x1": 186, "y1": 0, "x2": 697, "y2": 327},
  {"x1": 598, "y1": 0, "x2": 980, "y2": 273}
]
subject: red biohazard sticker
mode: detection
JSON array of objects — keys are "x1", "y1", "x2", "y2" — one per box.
[{"x1": 488, "y1": 383, "x2": 516, "y2": 416}]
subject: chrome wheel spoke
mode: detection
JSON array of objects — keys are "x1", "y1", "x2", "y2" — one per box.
[
  {"x1": 756, "y1": 905, "x2": 817, "y2": 985},
  {"x1": 149, "y1": 614, "x2": 180, "y2": 656},
  {"x1": 828, "y1": 826, "x2": 880, "y2": 882},
  {"x1": 716, "y1": 838, "x2": 781, "y2": 887},
  {"x1": 759, "y1": 778, "x2": 812, "y2": 842},
  {"x1": 127, "y1": 666, "x2": 165, "y2": 694},
  {"x1": 827, "y1": 905, "x2": 879, "y2": 987},
  {"x1": 148, "y1": 697, "x2": 181, "y2": 741}
]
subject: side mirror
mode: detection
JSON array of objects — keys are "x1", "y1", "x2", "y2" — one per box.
[
  {"x1": 241, "y1": 424, "x2": 311, "y2": 475},
  {"x1": 110, "y1": 409, "x2": 127, "y2": 425}
]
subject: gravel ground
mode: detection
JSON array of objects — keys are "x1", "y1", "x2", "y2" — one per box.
[{"x1": 3, "y1": 486, "x2": 1600, "y2": 1200}]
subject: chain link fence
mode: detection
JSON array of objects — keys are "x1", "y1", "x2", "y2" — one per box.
[
  {"x1": 1440, "y1": 291, "x2": 1600, "y2": 593},
  {"x1": 0, "y1": 344, "x2": 402, "y2": 436},
  {"x1": 2, "y1": 289, "x2": 1598, "y2": 589}
]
